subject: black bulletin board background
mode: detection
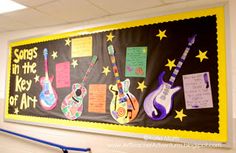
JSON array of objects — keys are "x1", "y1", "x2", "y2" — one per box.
[{"x1": 8, "y1": 15, "x2": 219, "y2": 133}]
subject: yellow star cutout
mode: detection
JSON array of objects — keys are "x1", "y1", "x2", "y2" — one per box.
[
  {"x1": 175, "y1": 109, "x2": 187, "y2": 122},
  {"x1": 106, "y1": 32, "x2": 115, "y2": 42},
  {"x1": 51, "y1": 51, "x2": 58, "y2": 59},
  {"x1": 65, "y1": 38, "x2": 71, "y2": 46},
  {"x1": 14, "y1": 107, "x2": 19, "y2": 115},
  {"x1": 165, "y1": 59, "x2": 176, "y2": 71},
  {"x1": 196, "y1": 50, "x2": 208, "y2": 62},
  {"x1": 34, "y1": 74, "x2": 39, "y2": 83},
  {"x1": 156, "y1": 29, "x2": 167, "y2": 40},
  {"x1": 137, "y1": 81, "x2": 147, "y2": 92},
  {"x1": 71, "y1": 59, "x2": 78, "y2": 68},
  {"x1": 102, "y1": 66, "x2": 111, "y2": 76}
]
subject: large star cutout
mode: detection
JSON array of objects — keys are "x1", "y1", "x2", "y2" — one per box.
[
  {"x1": 102, "y1": 66, "x2": 111, "y2": 76},
  {"x1": 106, "y1": 32, "x2": 115, "y2": 42},
  {"x1": 34, "y1": 74, "x2": 39, "y2": 83},
  {"x1": 65, "y1": 38, "x2": 71, "y2": 46},
  {"x1": 71, "y1": 59, "x2": 78, "y2": 68},
  {"x1": 165, "y1": 59, "x2": 176, "y2": 71},
  {"x1": 196, "y1": 50, "x2": 208, "y2": 62},
  {"x1": 156, "y1": 29, "x2": 167, "y2": 40},
  {"x1": 51, "y1": 51, "x2": 58, "y2": 59},
  {"x1": 175, "y1": 109, "x2": 187, "y2": 122},
  {"x1": 137, "y1": 81, "x2": 147, "y2": 92},
  {"x1": 14, "y1": 107, "x2": 19, "y2": 115}
]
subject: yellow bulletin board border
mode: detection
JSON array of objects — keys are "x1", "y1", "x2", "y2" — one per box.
[{"x1": 5, "y1": 6, "x2": 228, "y2": 143}]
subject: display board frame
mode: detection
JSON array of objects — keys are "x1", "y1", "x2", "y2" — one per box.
[{"x1": 4, "y1": 6, "x2": 231, "y2": 146}]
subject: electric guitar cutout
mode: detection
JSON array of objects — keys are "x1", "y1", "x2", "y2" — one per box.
[
  {"x1": 144, "y1": 34, "x2": 197, "y2": 120},
  {"x1": 108, "y1": 45, "x2": 139, "y2": 124},
  {"x1": 39, "y1": 48, "x2": 58, "y2": 110},
  {"x1": 61, "y1": 56, "x2": 97, "y2": 120}
]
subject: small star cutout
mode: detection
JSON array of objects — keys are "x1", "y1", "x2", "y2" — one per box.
[
  {"x1": 165, "y1": 59, "x2": 176, "y2": 71},
  {"x1": 71, "y1": 59, "x2": 78, "y2": 68},
  {"x1": 156, "y1": 29, "x2": 167, "y2": 41},
  {"x1": 106, "y1": 32, "x2": 115, "y2": 42},
  {"x1": 51, "y1": 51, "x2": 58, "y2": 59},
  {"x1": 14, "y1": 107, "x2": 19, "y2": 115},
  {"x1": 34, "y1": 74, "x2": 39, "y2": 83},
  {"x1": 102, "y1": 66, "x2": 111, "y2": 76},
  {"x1": 137, "y1": 81, "x2": 147, "y2": 92},
  {"x1": 175, "y1": 109, "x2": 187, "y2": 122},
  {"x1": 65, "y1": 38, "x2": 71, "y2": 46},
  {"x1": 196, "y1": 50, "x2": 208, "y2": 62}
]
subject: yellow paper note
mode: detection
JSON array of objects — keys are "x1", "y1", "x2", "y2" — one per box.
[{"x1": 71, "y1": 36, "x2": 92, "y2": 57}]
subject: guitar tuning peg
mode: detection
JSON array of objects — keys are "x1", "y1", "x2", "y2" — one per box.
[{"x1": 188, "y1": 34, "x2": 197, "y2": 45}]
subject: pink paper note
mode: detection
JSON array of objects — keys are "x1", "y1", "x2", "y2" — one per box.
[{"x1": 56, "y1": 62, "x2": 70, "y2": 88}]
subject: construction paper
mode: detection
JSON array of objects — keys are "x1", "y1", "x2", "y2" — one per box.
[
  {"x1": 125, "y1": 47, "x2": 147, "y2": 77},
  {"x1": 56, "y1": 62, "x2": 70, "y2": 88},
  {"x1": 183, "y1": 72, "x2": 213, "y2": 109},
  {"x1": 88, "y1": 84, "x2": 107, "y2": 113},
  {"x1": 71, "y1": 36, "x2": 92, "y2": 58}
]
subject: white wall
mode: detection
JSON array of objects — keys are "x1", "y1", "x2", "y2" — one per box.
[
  {"x1": 229, "y1": 0, "x2": 236, "y2": 119},
  {"x1": 0, "y1": 0, "x2": 235, "y2": 153}
]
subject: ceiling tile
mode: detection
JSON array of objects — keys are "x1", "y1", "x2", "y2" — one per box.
[
  {"x1": 89, "y1": 0, "x2": 164, "y2": 14},
  {"x1": 3, "y1": 8, "x2": 67, "y2": 27},
  {"x1": 36, "y1": 0, "x2": 109, "y2": 23},
  {"x1": 13, "y1": 0, "x2": 56, "y2": 7},
  {"x1": 0, "y1": 15, "x2": 32, "y2": 31},
  {"x1": 162, "y1": 0, "x2": 187, "y2": 3}
]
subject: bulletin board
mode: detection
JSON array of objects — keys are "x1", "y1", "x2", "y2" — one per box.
[{"x1": 5, "y1": 7, "x2": 228, "y2": 143}]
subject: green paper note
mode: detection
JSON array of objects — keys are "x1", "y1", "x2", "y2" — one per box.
[{"x1": 125, "y1": 47, "x2": 147, "y2": 78}]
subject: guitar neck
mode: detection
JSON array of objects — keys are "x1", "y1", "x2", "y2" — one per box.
[
  {"x1": 81, "y1": 56, "x2": 97, "y2": 84},
  {"x1": 43, "y1": 52, "x2": 49, "y2": 79},
  {"x1": 168, "y1": 40, "x2": 195, "y2": 87},
  {"x1": 109, "y1": 54, "x2": 124, "y2": 95}
]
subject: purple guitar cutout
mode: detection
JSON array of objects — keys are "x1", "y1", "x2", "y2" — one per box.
[{"x1": 143, "y1": 34, "x2": 197, "y2": 120}]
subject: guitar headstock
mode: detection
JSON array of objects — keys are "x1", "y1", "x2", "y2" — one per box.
[
  {"x1": 107, "y1": 45, "x2": 115, "y2": 55},
  {"x1": 43, "y1": 48, "x2": 48, "y2": 57},
  {"x1": 188, "y1": 34, "x2": 197, "y2": 46}
]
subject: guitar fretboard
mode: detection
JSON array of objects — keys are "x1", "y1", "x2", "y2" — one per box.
[
  {"x1": 168, "y1": 35, "x2": 196, "y2": 87},
  {"x1": 43, "y1": 48, "x2": 49, "y2": 79},
  {"x1": 107, "y1": 44, "x2": 125, "y2": 96},
  {"x1": 109, "y1": 55, "x2": 124, "y2": 95},
  {"x1": 81, "y1": 56, "x2": 97, "y2": 84}
]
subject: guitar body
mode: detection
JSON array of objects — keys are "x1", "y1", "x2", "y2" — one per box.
[
  {"x1": 61, "y1": 56, "x2": 97, "y2": 120},
  {"x1": 61, "y1": 83, "x2": 87, "y2": 120},
  {"x1": 143, "y1": 71, "x2": 181, "y2": 120},
  {"x1": 39, "y1": 75, "x2": 58, "y2": 110},
  {"x1": 109, "y1": 79, "x2": 139, "y2": 124}
]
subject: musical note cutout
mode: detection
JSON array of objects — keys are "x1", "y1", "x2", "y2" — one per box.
[{"x1": 182, "y1": 72, "x2": 213, "y2": 109}]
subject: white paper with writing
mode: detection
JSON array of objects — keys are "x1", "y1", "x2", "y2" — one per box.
[{"x1": 182, "y1": 72, "x2": 213, "y2": 109}]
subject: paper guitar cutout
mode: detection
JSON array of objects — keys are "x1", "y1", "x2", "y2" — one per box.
[
  {"x1": 143, "y1": 34, "x2": 197, "y2": 120},
  {"x1": 107, "y1": 44, "x2": 139, "y2": 124},
  {"x1": 39, "y1": 48, "x2": 58, "y2": 110},
  {"x1": 61, "y1": 56, "x2": 98, "y2": 120}
]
